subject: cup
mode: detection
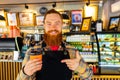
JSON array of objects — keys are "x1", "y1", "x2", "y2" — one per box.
[
  {"x1": 30, "y1": 54, "x2": 42, "y2": 60},
  {"x1": 29, "y1": 48, "x2": 42, "y2": 60}
]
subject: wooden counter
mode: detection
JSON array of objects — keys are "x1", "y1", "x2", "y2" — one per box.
[
  {"x1": 0, "y1": 61, "x2": 22, "y2": 80},
  {"x1": 0, "y1": 61, "x2": 120, "y2": 80}
]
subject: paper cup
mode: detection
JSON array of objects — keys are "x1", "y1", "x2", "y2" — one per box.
[{"x1": 30, "y1": 54, "x2": 42, "y2": 60}]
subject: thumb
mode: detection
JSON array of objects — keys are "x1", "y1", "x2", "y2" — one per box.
[{"x1": 75, "y1": 50, "x2": 81, "y2": 60}]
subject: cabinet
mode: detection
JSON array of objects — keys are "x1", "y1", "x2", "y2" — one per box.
[{"x1": 96, "y1": 32, "x2": 120, "y2": 75}]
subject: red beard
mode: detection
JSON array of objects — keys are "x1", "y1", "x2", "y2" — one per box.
[{"x1": 44, "y1": 30, "x2": 62, "y2": 46}]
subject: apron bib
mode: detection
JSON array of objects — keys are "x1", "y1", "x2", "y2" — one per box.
[{"x1": 36, "y1": 50, "x2": 72, "y2": 80}]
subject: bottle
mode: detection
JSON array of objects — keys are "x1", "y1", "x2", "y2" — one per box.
[
  {"x1": 34, "y1": 27, "x2": 40, "y2": 45},
  {"x1": 75, "y1": 26, "x2": 79, "y2": 32},
  {"x1": 96, "y1": 19, "x2": 103, "y2": 32},
  {"x1": 91, "y1": 21, "x2": 96, "y2": 32}
]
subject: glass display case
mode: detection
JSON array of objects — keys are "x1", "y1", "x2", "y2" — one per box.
[
  {"x1": 64, "y1": 32, "x2": 99, "y2": 74},
  {"x1": 96, "y1": 32, "x2": 120, "y2": 74}
]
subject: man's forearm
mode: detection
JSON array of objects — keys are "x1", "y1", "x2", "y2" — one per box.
[
  {"x1": 16, "y1": 69, "x2": 29, "y2": 80},
  {"x1": 16, "y1": 68, "x2": 36, "y2": 80},
  {"x1": 74, "y1": 59, "x2": 93, "y2": 79}
]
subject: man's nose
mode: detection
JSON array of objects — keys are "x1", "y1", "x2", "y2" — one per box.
[{"x1": 50, "y1": 25, "x2": 57, "y2": 29}]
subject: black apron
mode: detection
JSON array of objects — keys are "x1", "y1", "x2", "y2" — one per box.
[{"x1": 36, "y1": 50, "x2": 72, "y2": 80}]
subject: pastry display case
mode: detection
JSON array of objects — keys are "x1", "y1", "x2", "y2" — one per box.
[{"x1": 96, "y1": 32, "x2": 120, "y2": 74}]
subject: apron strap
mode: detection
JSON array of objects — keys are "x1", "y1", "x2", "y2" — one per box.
[{"x1": 41, "y1": 41, "x2": 69, "y2": 55}]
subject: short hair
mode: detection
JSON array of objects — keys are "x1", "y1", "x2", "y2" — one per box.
[{"x1": 43, "y1": 9, "x2": 63, "y2": 23}]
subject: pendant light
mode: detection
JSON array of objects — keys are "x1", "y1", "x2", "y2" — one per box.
[
  {"x1": 0, "y1": 15, "x2": 5, "y2": 21},
  {"x1": 86, "y1": 0, "x2": 90, "y2": 6}
]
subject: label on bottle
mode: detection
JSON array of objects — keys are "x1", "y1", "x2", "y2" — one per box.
[{"x1": 96, "y1": 23, "x2": 102, "y2": 32}]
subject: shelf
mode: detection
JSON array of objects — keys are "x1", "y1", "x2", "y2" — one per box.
[
  {"x1": 100, "y1": 46, "x2": 120, "y2": 53},
  {"x1": 99, "y1": 65, "x2": 120, "y2": 67},
  {"x1": 96, "y1": 31, "x2": 120, "y2": 34},
  {"x1": 64, "y1": 32, "x2": 91, "y2": 35},
  {"x1": 98, "y1": 41, "x2": 119, "y2": 42},
  {"x1": 20, "y1": 26, "x2": 44, "y2": 30}
]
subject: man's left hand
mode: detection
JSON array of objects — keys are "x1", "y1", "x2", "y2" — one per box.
[{"x1": 61, "y1": 51, "x2": 81, "y2": 71}]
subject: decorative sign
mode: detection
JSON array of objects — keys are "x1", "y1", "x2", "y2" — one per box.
[
  {"x1": 81, "y1": 17, "x2": 91, "y2": 32},
  {"x1": 108, "y1": 16, "x2": 120, "y2": 30},
  {"x1": 7, "y1": 12, "x2": 18, "y2": 26},
  {"x1": 19, "y1": 12, "x2": 35, "y2": 27},
  {"x1": 71, "y1": 10, "x2": 82, "y2": 24},
  {"x1": 36, "y1": 15, "x2": 44, "y2": 26}
]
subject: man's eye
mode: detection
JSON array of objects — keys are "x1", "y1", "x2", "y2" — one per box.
[{"x1": 55, "y1": 22, "x2": 60, "y2": 25}]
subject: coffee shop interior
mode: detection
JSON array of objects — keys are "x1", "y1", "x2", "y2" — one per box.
[{"x1": 0, "y1": 0, "x2": 120, "y2": 80}]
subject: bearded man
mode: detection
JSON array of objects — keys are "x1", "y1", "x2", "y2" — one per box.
[{"x1": 17, "y1": 9, "x2": 93, "y2": 80}]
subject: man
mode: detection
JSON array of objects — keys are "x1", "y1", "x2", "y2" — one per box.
[{"x1": 17, "y1": 9, "x2": 93, "y2": 80}]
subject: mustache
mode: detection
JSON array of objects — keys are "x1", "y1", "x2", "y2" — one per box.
[{"x1": 47, "y1": 30, "x2": 59, "y2": 33}]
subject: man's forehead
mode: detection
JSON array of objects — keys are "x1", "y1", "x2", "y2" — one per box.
[
  {"x1": 46, "y1": 13, "x2": 61, "y2": 18},
  {"x1": 45, "y1": 15, "x2": 62, "y2": 22}
]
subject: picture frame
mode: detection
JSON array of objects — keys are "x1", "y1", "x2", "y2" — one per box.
[
  {"x1": 118, "y1": 15, "x2": 120, "y2": 31},
  {"x1": 7, "y1": 12, "x2": 18, "y2": 26},
  {"x1": 108, "y1": 16, "x2": 120, "y2": 30},
  {"x1": 71, "y1": 10, "x2": 82, "y2": 24},
  {"x1": 80, "y1": 17, "x2": 92, "y2": 32},
  {"x1": 19, "y1": 12, "x2": 35, "y2": 27},
  {"x1": 36, "y1": 15, "x2": 44, "y2": 26}
]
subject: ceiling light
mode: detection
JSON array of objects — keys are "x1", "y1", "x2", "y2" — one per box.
[
  {"x1": 86, "y1": 0, "x2": 90, "y2": 6},
  {"x1": 25, "y1": 4, "x2": 29, "y2": 9},
  {"x1": 52, "y1": 2, "x2": 56, "y2": 8}
]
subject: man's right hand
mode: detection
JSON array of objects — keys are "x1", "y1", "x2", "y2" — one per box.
[{"x1": 24, "y1": 59, "x2": 42, "y2": 76}]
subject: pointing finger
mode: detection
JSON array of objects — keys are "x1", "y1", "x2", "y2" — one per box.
[
  {"x1": 75, "y1": 50, "x2": 81, "y2": 60},
  {"x1": 61, "y1": 59, "x2": 71, "y2": 63}
]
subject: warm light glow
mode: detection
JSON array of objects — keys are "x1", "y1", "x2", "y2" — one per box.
[
  {"x1": 22, "y1": 9, "x2": 37, "y2": 14},
  {"x1": 111, "y1": 0, "x2": 120, "y2": 12},
  {"x1": 84, "y1": 5, "x2": 98, "y2": 21},
  {"x1": 0, "y1": 21, "x2": 6, "y2": 27},
  {"x1": 56, "y1": 9, "x2": 65, "y2": 12},
  {"x1": 85, "y1": 6, "x2": 94, "y2": 17}
]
